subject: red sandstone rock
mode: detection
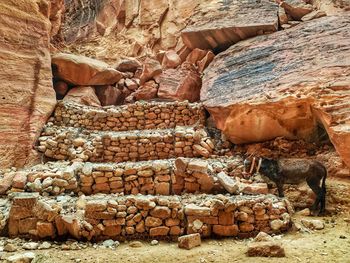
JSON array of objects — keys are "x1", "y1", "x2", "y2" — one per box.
[
  {"x1": 178, "y1": 233, "x2": 201, "y2": 249},
  {"x1": 52, "y1": 53, "x2": 123, "y2": 85},
  {"x1": 150, "y1": 226, "x2": 170, "y2": 236},
  {"x1": 181, "y1": 0, "x2": 278, "y2": 52},
  {"x1": 115, "y1": 57, "x2": 142, "y2": 72},
  {"x1": 158, "y1": 63, "x2": 202, "y2": 102},
  {"x1": 197, "y1": 51, "x2": 215, "y2": 73},
  {"x1": 64, "y1": 86, "x2": 101, "y2": 107},
  {"x1": 213, "y1": 225, "x2": 239, "y2": 236},
  {"x1": 0, "y1": 0, "x2": 56, "y2": 169},
  {"x1": 140, "y1": 58, "x2": 162, "y2": 85},
  {"x1": 12, "y1": 172, "x2": 27, "y2": 189},
  {"x1": 0, "y1": 173, "x2": 15, "y2": 194},
  {"x1": 53, "y1": 81, "x2": 69, "y2": 98},
  {"x1": 162, "y1": 50, "x2": 182, "y2": 69},
  {"x1": 186, "y1": 49, "x2": 208, "y2": 65},
  {"x1": 202, "y1": 15, "x2": 350, "y2": 168},
  {"x1": 247, "y1": 241, "x2": 285, "y2": 257},
  {"x1": 95, "y1": 85, "x2": 122, "y2": 106},
  {"x1": 280, "y1": 0, "x2": 314, "y2": 21}
]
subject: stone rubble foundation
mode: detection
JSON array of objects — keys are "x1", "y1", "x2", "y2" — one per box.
[{"x1": 3, "y1": 193, "x2": 292, "y2": 241}]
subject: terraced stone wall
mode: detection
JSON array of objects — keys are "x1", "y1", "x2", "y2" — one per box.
[
  {"x1": 2, "y1": 158, "x2": 243, "y2": 196},
  {"x1": 51, "y1": 101, "x2": 206, "y2": 131},
  {"x1": 38, "y1": 126, "x2": 208, "y2": 162},
  {"x1": 6, "y1": 193, "x2": 292, "y2": 241}
]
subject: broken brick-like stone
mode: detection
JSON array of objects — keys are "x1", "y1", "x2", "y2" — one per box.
[{"x1": 178, "y1": 233, "x2": 201, "y2": 250}]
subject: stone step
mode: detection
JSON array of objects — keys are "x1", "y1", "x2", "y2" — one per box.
[
  {"x1": 2, "y1": 192, "x2": 292, "y2": 241},
  {"x1": 37, "y1": 125, "x2": 217, "y2": 163},
  {"x1": 1, "y1": 157, "x2": 260, "y2": 197},
  {"x1": 51, "y1": 100, "x2": 206, "y2": 132}
]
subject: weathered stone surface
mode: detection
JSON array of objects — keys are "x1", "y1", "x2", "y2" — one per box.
[
  {"x1": 181, "y1": 0, "x2": 278, "y2": 52},
  {"x1": 115, "y1": 57, "x2": 142, "y2": 72},
  {"x1": 178, "y1": 233, "x2": 201, "y2": 250},
  {"x1": 140, "y1": 58, "x2": 162, "y2": 85},
  {"x1": 0, "y1": 0, "x2": 56, "y2": 168},
  {"x1": 217, "y1": 172, "x2": 239, "y2": 194},
  {"x1": 57, "y1": 0, "x2": 122, "y2": 43},
  {"x1": 158, "y1": 63, "x2": 202, "y2": 102},
  {"x1": 280, "y1": 0, "x2": 314, "y2": 21},
  {"x1": 95, "y1": 85, "x2": 122, "y2": 106},
  {"x1": 133, "y1": 81, "x2": 158, "y2": 101},
  {"x1": 52, "y1": 53, "x2": 123, "y2": 85},
  {"x1": 64, "y1": 86, "x2": 101, "y2": 107},
  {"x1": 247, "y1": 241, "x2": 285, "y2": 257},
  {"x1": 202, "y1": 16, "x2": 350, "y2": 168},
  {"x1": 162, "y1": 50, "x2": 182, "y2": 69},
  {"x1": 301, "y1": 219, "x2": 325, "y2": 230}
]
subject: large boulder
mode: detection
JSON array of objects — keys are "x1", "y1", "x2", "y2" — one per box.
[
  {"x1": 64, "y1": 86, "x2": 101, "y2": 107},
  {"x1": 202, "y1": 15, "x2": 350, "y2": 168},
  {"x1": 158, "y1": 63, "x2": 202, "y2": 102},
  {"x1": 181, "y1": 0, "x2": 278, "y2": 52},
  {"x1": 52, "y1": 53, "x2": 123, "y2": 85},
  {"x1": 0, "y1": 0, "x2": 56, "y2": 168}
]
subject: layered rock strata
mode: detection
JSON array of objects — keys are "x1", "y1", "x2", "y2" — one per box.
[
  {"x1": 0, "y1": 0, "x2": 56, "y2": 169},
  {"x1": 181, "y1": 0, "x2": 279, "y2": 52},
  {"x1": 202, "y1": 15, "x2": 350, "y2": 167}
]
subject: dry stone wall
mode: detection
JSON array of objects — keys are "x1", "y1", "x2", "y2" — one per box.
[
  {"x1": 38, "y1": 125, "x2": 207, "y2": 162},
  {"x1": 51, "y1": 101, "x2": 206, "y2": 131},
  {"x1": 6, "y1": 193, "x2": 292, "y2": 241},
  {"x1": 0, "y1": 158, "x2": 242, "y2": 197}
]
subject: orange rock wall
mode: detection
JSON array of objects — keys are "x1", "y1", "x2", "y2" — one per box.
[{"x1": 0, "y1": 0, "x2": 56, "y2": 169}]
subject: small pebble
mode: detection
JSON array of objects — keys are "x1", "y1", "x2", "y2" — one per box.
[
  {"x1": 151, "y1": 240, "x2": 159, "y2": 246},
  {"x1": 129, "y1": 241, "x2": 142, "y2": 248}
]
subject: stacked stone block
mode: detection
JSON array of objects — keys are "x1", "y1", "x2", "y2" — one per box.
[
  {"x1": 6, "y1": 193, "x2": 292, "y2": 241},
  {"x1": 51, "y1": 101, "x2": 206, "y2": 131}
]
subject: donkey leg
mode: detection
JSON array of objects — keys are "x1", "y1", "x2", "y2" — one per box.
[
  {"x1": 306, "y1": 177, "x2": 322, "y2": 214},
  {"x1": 276, "y1": 181, "x2": 285, "y2": 197}
]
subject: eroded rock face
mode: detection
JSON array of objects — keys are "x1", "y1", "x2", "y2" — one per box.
[
  {"x1": 0, "y1": 0, "x2": 56, "y2": 169},
  {"x1": 64, "y1": 86, "x2": 101, "y2": 107},
  {"x1": 52, "y1": 53, "x2": 123, "y2": 85},
  {"x1": 52, "y1": 0, "x2": 201, "y2": 62},
  {"x1": 181, "y1": 0, "x2": 278, "y2": 53},
  {"x1": 158, "y1": 63, "x2": 202, "y2": 102},
  {"x1": 202, "y1": 15, "x2": 350, "y2": 168}
]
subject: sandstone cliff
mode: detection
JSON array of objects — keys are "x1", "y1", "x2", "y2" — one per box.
[
  {"x1": 0, "y1": 0, "x2": 56, "y2": 168},
  {"x1": 202, "y1": 15, "x2": 350, "y2": 167}
]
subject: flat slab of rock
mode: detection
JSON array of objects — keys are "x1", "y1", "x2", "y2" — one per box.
[
  {"x1": 178, "y1": 233, "x2": 201, "y2": 250},
  {"x1": 202, "y1": 15, "x2": 350, "y2": 168},
  {"x1": 181, "y1": 0, "x2": 278, "y2": 52},
  {"x1": 247, "y1": 241, "x2": 285, "y2": 257},
  {"x1": 7, "y1": 252, "x2": 36, "y2": 263},
  {"x1": 301, "y1": 219, "x2": 325, "y2": 230},
  {"x1": 52, "y1": 53, "x2": 123, "y2": 85},
  {"x1": 217, "y1": 172, "x2": 239, "y2": 194}
]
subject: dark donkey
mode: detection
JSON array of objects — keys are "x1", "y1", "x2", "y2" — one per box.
[{"x1": 244, "y1": 157, "x2": 327, "y2": 215}]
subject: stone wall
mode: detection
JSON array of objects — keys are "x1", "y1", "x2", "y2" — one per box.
[
  {"x1": 37, "y1": 125, "x2": 214, "y2": 162},
  {"x1": 1, "y1": 158, "x2": 241, "y2": 196},
  {"x1": 6, "y1": 193, "x2": 292, "y2": 240},
  {"x1": 51, "y1": 101, "x2": 206, "y2": 131}
]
